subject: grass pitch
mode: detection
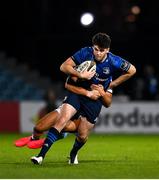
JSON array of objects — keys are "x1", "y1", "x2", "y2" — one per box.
[{"x1": 1, "y1": 133, "x2": 159, "y2": 179}]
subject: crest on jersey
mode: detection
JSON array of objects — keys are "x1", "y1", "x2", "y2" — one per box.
[{"x1": 103, "y1": 67, "x2": 110, "y2": 74}]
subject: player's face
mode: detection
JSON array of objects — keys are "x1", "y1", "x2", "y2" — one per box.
[{"x1": 93, "y1": 45, "x2": 109, "y2": 62}]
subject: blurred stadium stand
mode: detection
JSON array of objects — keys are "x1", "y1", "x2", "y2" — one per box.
[{"x1": 0, "y1": 51, "x2": 54, "y2": 100}]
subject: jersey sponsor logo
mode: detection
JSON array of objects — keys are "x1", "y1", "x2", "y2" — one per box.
[
  {"x1": 94, "y1": 73, "x2": 108, "y2": 82},
  {"x1": 103, "y1": 67, "x2": 110, "y2": 74}
]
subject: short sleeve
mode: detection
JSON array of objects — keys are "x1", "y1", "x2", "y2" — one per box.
[
  {"x1": 71, "y1": 47, "x2": 92, "y2": 65},
  {"x1": 111, "y1": 56, "x2": 131, "y2": 72}
]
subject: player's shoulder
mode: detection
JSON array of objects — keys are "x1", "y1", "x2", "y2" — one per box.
[
  {"x1": 79, "y1": 46, "x2": 94, "y2": 59},
  {"x1": 108, "y1": 52, "x2": 121, "y2": 60},
  {"x1": 108, "y1": 52, "x2": 123, "y2": 65},
  {"x1": 80, "y1": 46, "x2": 93, "y2": 53}
]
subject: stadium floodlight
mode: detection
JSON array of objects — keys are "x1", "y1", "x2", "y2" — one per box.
[
  {"x1": 131, "y1": 5, "x2": 141, "y2": 15},
  {"x1": 80, "y1": 12, "x2": 94, "y2": 27}
]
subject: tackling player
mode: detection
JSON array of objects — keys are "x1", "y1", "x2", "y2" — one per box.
[{"x1": 14, "y1": 82, "x2": 104, "y2": 148}]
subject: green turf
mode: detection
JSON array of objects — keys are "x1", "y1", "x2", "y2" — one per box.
[{"x1": 1, "y1": 133, "x2": 159, "y2": 179}]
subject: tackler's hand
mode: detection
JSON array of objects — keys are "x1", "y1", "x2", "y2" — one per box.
[
  {"x1": 91, "y1": 84, "x2": 106, "y2": 96},
  {"x1": 86, "y1": 89, "x2": 101, "y2": 100}
]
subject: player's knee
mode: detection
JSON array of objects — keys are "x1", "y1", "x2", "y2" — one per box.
[
  {"x1": 58, "y1": 116, "x2": 69, "y2": 127},
  {"x1": 77, "y1": 135, "x2": 88, "y2": 142}
]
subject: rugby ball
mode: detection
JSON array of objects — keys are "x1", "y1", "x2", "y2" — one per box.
[{"x1": 75, "y1": 60, "x2": 96, "y2": 73}]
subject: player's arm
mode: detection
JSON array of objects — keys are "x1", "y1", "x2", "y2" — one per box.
[
  {"x1": 109, "y1": 64, "x2": 136, "y2": 89},
  {"x1": 65, "y1": 81, "x2": 100, "y2": 100},
  {"x1": 60, "y1": 57, "x2": 95, "y2": 80},
  {"x1": 100, "y1": 91, "x2": 112, "y2": 108},
  {"x1": 91, "y1": 84, "x2": 112, "y2": 108},
  {"x1": 60, "y1": 57, "x2": 79, "y2": 77}
]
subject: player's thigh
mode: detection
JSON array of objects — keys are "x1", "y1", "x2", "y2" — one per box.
[
  {"x1": 77, "y1": 117, "x2": 94, "y2": 141},
  {"x1": 60, "y1": 103, "x2": 77, "y2": 120},
  {"x1": 36, "y1": 111, "x2": 60, "y2": 131},
  {"x1": 64, "y1": 119, "x2": 80, "y2": 132},
  {"x1": 54, "y1": 103, "x2": 77, "y2": 131}
]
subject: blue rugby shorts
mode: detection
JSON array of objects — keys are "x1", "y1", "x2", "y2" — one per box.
[{"x1": 63, "y1": 92, "x2": 102, "y2": 124}]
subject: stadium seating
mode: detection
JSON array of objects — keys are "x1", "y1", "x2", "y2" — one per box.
[{"x1": 0, "y1": 52, "x2": 46, "y2": 100}]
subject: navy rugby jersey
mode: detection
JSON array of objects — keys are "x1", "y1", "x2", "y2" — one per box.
[{"x1": 70, "y1": 46, "x2": 131, "y2": 90}]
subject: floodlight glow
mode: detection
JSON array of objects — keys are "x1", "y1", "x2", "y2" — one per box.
[
  {"x1": 80, "y1": 13, "x2": 94, "y2": 26},
  {"x1": 131, "y1": 5, "x2": 141, "y2": 15}
]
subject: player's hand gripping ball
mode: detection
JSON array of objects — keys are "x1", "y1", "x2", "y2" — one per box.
[{"x1": 72, "y1": 60, "x2": 96, "y2": 82}]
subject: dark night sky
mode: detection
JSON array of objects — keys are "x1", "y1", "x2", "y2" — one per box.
[{"x1": 0, "y1": 0, "x2": 159, "y2": 83}]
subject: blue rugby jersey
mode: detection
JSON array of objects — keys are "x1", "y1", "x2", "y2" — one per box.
[{"x1": 71, "y1": 46, "x2": 131, "y2": 90}]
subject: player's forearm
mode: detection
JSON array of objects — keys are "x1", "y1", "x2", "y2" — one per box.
[
  {"x1": 60, "y1": 57, "x2": 80, "y2": 77},
  {"x1": 109, "y1": 64, "x2": 136, "y2": 89},
  {"x1": 65, "y1": 83, "x2": 88, "y2": 96},
  {"x1": 60, "y1": 64, "x2": 80, "y2": 77},
  {"x1": 101, "y1": 91, "x2": 112, "y2": 108},
  {"x1": 91, "y1": 84, "x2": 112, "y2": 107},
  {"x1": 109, "y1": 74, "x2": 131, "y2": 89},
  {"x1": 65, "y1": 83, "x2": 100, "y2": 100}
]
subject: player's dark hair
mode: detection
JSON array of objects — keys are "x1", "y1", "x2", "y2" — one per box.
[{"x1": 92, "y1": 32, "x2": 111, "y2": 48}]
